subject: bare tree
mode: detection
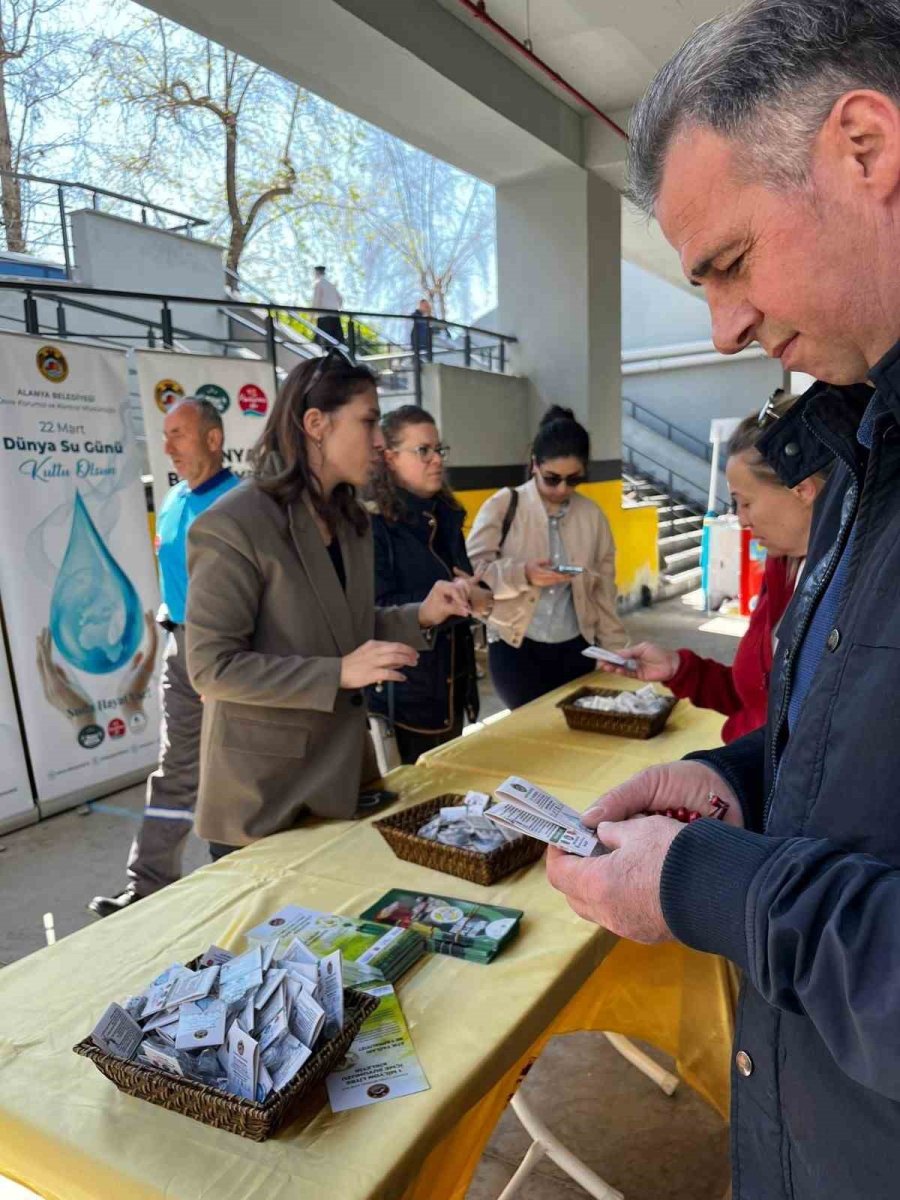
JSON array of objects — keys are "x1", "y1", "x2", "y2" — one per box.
[
  {"x1": 0, "y1": 0, "x2": 83, "y2": 252},
  {"x1": 92, "y1": 13, "x2": 344, "y2": 278},
  {"x1": 352, "y1": 130, "x2": 495, "y2": 321}
]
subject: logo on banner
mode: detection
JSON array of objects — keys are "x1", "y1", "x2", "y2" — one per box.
[
  {"x1": 128, "y1": 711, "x2": 147, "y2": 734},
  {"x1": 107, "y1": 717, "x2": 126, "y2": 739},
  {"x1": 36, "y1": 345, "x2": 68, "y2": 383},
  {"x1": 238, "y1": 384, "x2": 268, "y2": 417},
  {"x1": 77, "y1": 724, "x2": 105, "y2": 750},
  {"x1": 155, "y1": 379, "x2": 185, "y2": 414},
  {"x1": 196, "y1": 383, "x2": 230, "y2": 414}
]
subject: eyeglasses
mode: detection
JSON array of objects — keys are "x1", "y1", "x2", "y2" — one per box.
[
  {"x1": 757, "y1": 389, "x2": 786, "y2": 428},
  {"x1": 539, "y1": 469, "x2": 585, "y2": 489},
  {"x1": 398, "y1": 444, "x2": 450, "y2": 462}
]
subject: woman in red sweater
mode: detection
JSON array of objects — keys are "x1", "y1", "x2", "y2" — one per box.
[{"x1": 601, "y1": 396, "x2": 828, "y2": 742}]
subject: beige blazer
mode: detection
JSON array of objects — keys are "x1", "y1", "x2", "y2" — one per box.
[
  {"x1": 466, "y1": 478, "x2": 627, "y2": 651},
  {"x1": 186, "y1": 481, "x2": 425, "y2": 845}
]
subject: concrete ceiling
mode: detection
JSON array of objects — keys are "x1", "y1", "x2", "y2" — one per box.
[{"x1": 137, "y1": 0, "x2": 736, "y2": 291}]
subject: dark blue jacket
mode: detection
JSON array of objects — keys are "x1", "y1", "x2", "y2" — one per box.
[
  {"x1": 367, "y1": 490, "x2": 479, "y2": 733},
  {"x1": 660, "y1": 356, "x2": 900, "y2": 1200}
]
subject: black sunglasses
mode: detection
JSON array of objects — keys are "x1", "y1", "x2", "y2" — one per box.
[
  {"x1": 299, "y1": 345, "x2": 357, "y2": 413},
  {"x1": 539, "y1": 469, "x2": 586, "y2": 489}
]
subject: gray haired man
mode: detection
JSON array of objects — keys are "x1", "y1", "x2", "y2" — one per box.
[
  {"x1": 88, "y1": 398, "x2": 238, "y2": 916},
  {"x1": 547, "y1": 3, "x2": 900, "y2": 1197}
]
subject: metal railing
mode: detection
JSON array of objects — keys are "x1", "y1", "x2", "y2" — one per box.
[
  {"x1": 0, "y1": 280, "x2": 517, "y2": 407},
  {"x1": 623, "y1": 441, "x2": 728, "y2": 514},
  {"x1": 0, "y1": 170, "x2": 208, "y2": 274},
  {"x1": 623, "y1": 396, "x2": 712, "y2": 463}
]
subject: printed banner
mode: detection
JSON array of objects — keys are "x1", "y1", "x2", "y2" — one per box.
[
  {"x1": 0, "y1": 333, "x2": 161, "y2": 808},
  {"x1": 134, "y1": 350, "x2": 277, "y2": 515},
  {"x1": 0, "y1": 639, "x2": 35, "y2": 829}
]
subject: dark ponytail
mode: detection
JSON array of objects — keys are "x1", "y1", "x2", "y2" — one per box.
[{"x1": 531, "y1": 405, "x2": 590, "y2": 465}]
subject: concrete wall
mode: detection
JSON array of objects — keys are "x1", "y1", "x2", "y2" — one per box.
[{"x1": 422, "y1": 362, "x2": 531, "y2": 472}]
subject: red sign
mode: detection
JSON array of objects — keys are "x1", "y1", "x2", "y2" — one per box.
[
  {"x1": 107, "y1": 718, "x2": 126, "y2": 739},
  {"x1": 238, "y1": 384, "x2": 268, "y2": 417}
]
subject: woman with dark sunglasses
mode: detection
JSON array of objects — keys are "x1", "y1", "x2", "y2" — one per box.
[
  {"x1": 467, "y1": 405, "x2": 627, "y2": 709},
  {"x1": 184, "y1": 354, "x2": 470, "y2": 857}
]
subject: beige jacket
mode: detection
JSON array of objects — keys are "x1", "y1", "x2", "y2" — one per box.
[
  {"x1": 186, "y1": 481, "x2": 425, "y2": 845},
  {"x1": 466, "y1": 478, "x2": 627, "y2": 651}
]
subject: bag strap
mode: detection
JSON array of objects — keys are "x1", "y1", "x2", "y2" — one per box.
[{"x1": 498, "y1": 487, "x2": 519, "y2": 550}]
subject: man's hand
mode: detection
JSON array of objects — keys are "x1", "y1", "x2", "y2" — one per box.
[
  {"x1": 546, "y1": 816, "x2": 682, "y2": 943},
  {"x1": 581, "y1": 761, "x2": 744, "y2": 829},
  {"x1": 419, "y1": 579, "x2": 471, "y2": 627},
  {"x1": 594, "y1": 641, "x2": 680, "y2": 682}
]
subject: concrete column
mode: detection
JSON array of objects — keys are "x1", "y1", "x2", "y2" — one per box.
[{"x1": 496, "y1": 164, "x2": 621, "y2": 480}]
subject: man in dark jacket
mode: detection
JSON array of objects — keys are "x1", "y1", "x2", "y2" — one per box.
[{"x1": 546, "y1": 3, "x2": 900, "y2": 1197}]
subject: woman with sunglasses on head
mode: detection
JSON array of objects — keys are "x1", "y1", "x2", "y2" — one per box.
[
  {"x1": 597, "y1": 393, "x2": 829, "y2": 742},
  {"x1": 184, "y1": 355, "x2": 470, "y2": 858},
  {"x1": 467, "y1": 405, "x2": 627, "y2": 710},
  {"x1": 367, "y1": 405, "x2": 491, "y2": 763}
]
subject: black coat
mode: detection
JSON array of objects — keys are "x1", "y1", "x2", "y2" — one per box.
[
  {"x1": 367, "y1": 490, "x2": 479, "y2": 733},
  {"x1": 662, "y1": 360, "x2": 900, "y2": 1199}
]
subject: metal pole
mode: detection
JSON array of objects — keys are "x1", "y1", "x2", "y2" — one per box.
[
  {"x1": 464, "y1": 330, "x2": 471, "y2": 367},
  {"x1": 413, "y1": 345, "x2": 423, "y2": 406},
  {"x1": 23, "y1": 291, "x2": 39, "y2": 335},
  {"x1": 499, "y1": 340, "x2": 506, "y2": 373},
  {"x1": 161, "y1": 301, "x2": 174, "y2": 348},
  {"x1": 265, "y1": 310, "x2": 278, "y2": 367},
  {"x1": 56, "y1": 301, "x2": 67, "y2": 338},
  {"x1": 57, "y1": 187, "x2": 72, "y2": 277},
  {"x1": 347, "y1": 317, "x2": 357, "y2": 359},
  {"x1": 426, "y1": 320, "x2": 433, "y2": 363}
]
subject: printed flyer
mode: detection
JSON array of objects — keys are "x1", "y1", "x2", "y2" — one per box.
[
  {"x1": 134, "y1": 349, "x2": 277, "y2": 516},
  {"x1": 0, "y1": 333, "x2": 161, "y2": 811},
  {"x1": 325, "y1": 983, "x2": 429, "y2": 1112}
]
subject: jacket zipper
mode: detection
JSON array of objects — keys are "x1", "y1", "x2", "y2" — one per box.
[{"x1": 763, "y1": 425, "x2": 862, "y2": 830}]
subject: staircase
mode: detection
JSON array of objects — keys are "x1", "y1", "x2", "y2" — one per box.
[{"x1": 622, "y1": 467, "x2": 707, "y2": 600}]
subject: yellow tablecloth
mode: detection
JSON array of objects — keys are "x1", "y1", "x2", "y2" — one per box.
[{"x1": 0, "y1": 677, "x2": 733, "y2": 1200}]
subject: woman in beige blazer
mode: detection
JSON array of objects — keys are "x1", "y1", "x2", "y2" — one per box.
[
  {"x1": 186, "y1": 354, "x2": 469, "y2": 854},
  {"x1": 467, "y1": 405, "x2": 627, "y2": 709}
]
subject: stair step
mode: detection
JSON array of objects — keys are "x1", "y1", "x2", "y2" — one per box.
[
  {"x1": 656, "y1": 504, "x2": 693, "y2": 516},
  {"x1": 658, "y1": 531, "x2": 703, "y2": 548},
  {"x1": 663, "y1": 546, "x2": 702, "y2": 568},
  {"x1": 663, "y1": 565, "x2": 703, "y2": 587}
]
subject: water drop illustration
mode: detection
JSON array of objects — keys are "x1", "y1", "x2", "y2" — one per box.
[{"x1": 49, "y1": 492, "x2": 142, "y2": 674}]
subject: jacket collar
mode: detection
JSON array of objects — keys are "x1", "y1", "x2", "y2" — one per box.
[
  {"x1": 396, "y1": 487, "x2": 464, "y2": 532},
  {"x1": 759, "y1": 381, "x2": 873, "y2": 487}
]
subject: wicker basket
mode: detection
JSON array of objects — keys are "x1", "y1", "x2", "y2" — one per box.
[
  {"x1": 374, "y1": 793, "x2": 545, "y2": 886},
  {"x1": 74, "y1": 976, "x2": 378, "y2": 1141},
  {"x1": 557, "y1": 686, "x2": 678, "y2": 740}
]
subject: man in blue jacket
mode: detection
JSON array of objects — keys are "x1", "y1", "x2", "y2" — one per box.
[
  {"x1": 88, "y1": 398, "x2": 238, "y2": 917},
  {"x1": 547, "y1": 3, "x2": 900, "y2": 1196}
]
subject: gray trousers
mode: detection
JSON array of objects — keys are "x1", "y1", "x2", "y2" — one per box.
[{"x1": 126, "y1": 627, "x2": 202, "y2": 896}]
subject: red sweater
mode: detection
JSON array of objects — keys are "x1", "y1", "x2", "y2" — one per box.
[{"x1": 667, "y1": 556, "x2": 796, "y2": 743}]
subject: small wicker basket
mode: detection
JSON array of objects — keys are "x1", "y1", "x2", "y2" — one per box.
[
  {"x1": 74, "y1": 971, "x2": 378, "y2": 1141},
  {"x1": 557, "y1": 686, "x2": 678, "y2": 740},
  {"x1": 374, "y1": 793, "x2": 545, "y2": 886}
]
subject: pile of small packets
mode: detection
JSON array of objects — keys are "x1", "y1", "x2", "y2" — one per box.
[
  {"x1": 574, "y1": 684, "x2": 668, "y2": 715},
  {"x1": 418, "y1": 791, "x2": 520, "y2": 853}
]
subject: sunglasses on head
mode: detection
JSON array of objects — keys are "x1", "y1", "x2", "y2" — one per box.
[
  {"x1": 539, "y1": 469, "x2": 586, "y2": 489},
  {"x1": 757, "y1": 389, "x2": 787, "y2": 429},
  {"x1": 298, "y1": 345, "x2": 357, "y2": 413}
]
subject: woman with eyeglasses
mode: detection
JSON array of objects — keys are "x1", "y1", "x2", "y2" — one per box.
[
  {"x1": 367, "y1": 404, "x2": 490, "y2": 762},
  {"x1": 467, "y1": 405, "x2": 627, "y2": 710},
  {"x1": 597, "y1": 393, "x2": 829, "y2": 742},
  {"x1": 184, "y1": 356, "x2": 470, "y2": 857}
]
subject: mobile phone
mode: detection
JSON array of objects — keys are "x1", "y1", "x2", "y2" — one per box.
[
  {"x1": 353, "y1": 789, "x2": 399, "y2": 818},
  {"x1": 555, "y1": 564, "x2": 584, "y2": 576}
]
